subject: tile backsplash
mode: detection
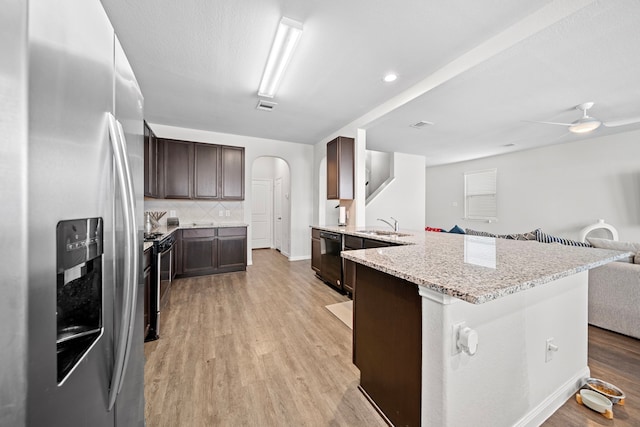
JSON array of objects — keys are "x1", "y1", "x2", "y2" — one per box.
[{"x1": 144, "y1": 199, "x2": 244, "y2": 226}]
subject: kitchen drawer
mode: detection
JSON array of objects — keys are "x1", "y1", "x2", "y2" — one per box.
[
  {"x1": 182, "y1": 228, "x2": 217, "y2": 238},
  {"x1": 218, "y1": 226, "x2": 247, "y2": 237},
  {"x1": 344, "y1": 235, "x2": 363, "y2": 250},
  {"x1": 311, "y1": 228, "x2": 321, "y2": 239}
]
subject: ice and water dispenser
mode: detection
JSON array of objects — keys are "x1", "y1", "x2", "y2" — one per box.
[{"x1": 56, "y1": 218, "x2": 103, "y2": 384}]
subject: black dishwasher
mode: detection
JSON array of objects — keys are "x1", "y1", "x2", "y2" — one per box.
[{"x1": 319, "y1": 231, "x2": 343, "y2": 292}]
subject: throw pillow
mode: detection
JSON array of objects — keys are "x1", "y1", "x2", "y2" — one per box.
[
  {"x1": 465, "y1": 228, "x2": 497, "y2": 238},
  {"x1": 497, "y1": 229, "x2": 540, "y2": 241},
  {"x1": 587, "y1": 237, "x2": 640, "y2": 263},
  {"x1": 448, "y1": 225, "x2": 465, "y2": 234},
  {"x1": 535, "y1": 229, "x2": 592, "y2": 247}
]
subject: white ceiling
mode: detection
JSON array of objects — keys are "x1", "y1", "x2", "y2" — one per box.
[{"x1": 101, "y1": 0, "x2": 640, "y2": 166}]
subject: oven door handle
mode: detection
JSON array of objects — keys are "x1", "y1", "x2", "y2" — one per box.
[{"x1": 106, "y1": 113, "x2": 139, "y2": 410}]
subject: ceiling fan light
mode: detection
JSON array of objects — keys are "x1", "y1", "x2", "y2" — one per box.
[{"x1": 569, "y1": 117, "x2": 601, "y2": 134}]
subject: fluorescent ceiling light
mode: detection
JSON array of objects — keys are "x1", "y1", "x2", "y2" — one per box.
[{"x1": 258, "y1": 17, "x2": 303, "y2": 99}]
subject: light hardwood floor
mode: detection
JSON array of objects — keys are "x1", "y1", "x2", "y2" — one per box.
[
  {"x1": 144, "y1": 249, "x2": 386, "y2": 426},
  {"x1": 145, "y1": 249, "x2": 640, "y2": 426}
]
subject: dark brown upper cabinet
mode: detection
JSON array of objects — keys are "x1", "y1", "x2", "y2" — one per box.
[
  {"x1": 220, "y1": 146, "x2": 245, "y2": 200},
  {"x1": 194, "y1": 143, "x2": 219, "y2": 199},
  {"x1": 162, "y1": 139, "x2": 193, "y2": 199},
  {"x1": 327, "y1": 136, "x2": 354, "y2": 200},
  {"x1": 156, "y1": 138, "x2": 244, "y2": 200},
  {"x1": 143, "y1": 121, "x2": 160, "y2": 198}
]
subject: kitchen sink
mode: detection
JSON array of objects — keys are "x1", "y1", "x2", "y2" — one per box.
[{"x1": 357, "y1": 230, "x2": 412, "y2": 238}]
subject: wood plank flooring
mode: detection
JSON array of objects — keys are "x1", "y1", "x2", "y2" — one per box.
[
  {"x1": 144, "y1": 249, "x2": 386, "y2": 426},
  {"x1": 145, "y1": 249, "x2": 640, "y2": 426}
]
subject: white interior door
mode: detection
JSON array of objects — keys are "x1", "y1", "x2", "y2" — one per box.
[
  {"x1": 251, "y1": 179, "x2": 272, "y2": 249},
  {"x1": 274, "y1": 177, "x2": 283, "y2": 251}
]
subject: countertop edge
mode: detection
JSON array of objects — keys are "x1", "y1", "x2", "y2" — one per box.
[{"x1": 342, "y1": 248, "x2": 633, "y2": 304}]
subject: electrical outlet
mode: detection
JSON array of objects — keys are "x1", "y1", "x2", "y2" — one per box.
[
  {"x1": 218, "y1": 210, "x2": 224, "y2": 217},
  {"x1": 545, "y1": 338, "x2": 558, "y2": 362},
  {"x1": 452, "y1": 321, "x2": 466, "y2": 355},
  {"x1": 225, "y1": 210, "x2": 230, "y2": 217}
]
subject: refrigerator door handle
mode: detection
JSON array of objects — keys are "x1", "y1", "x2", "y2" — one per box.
[
  {"x1": 115, "y1": 117, "x2": 140, "y2": 395},
  {"x1": 106, "y1": 113, "x2": 139, "y2": 411}
]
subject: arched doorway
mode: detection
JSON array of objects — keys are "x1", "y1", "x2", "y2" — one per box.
[{"x1": 251, "y1": 157, "x2": 291, "y2": 256}]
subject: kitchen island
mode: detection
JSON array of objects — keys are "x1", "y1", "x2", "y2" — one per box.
[{"x1": 341, "y1": 230, "x2": 632, "y2": 427}]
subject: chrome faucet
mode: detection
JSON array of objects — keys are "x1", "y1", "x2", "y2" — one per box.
[{"x1": 377, "y1": 217, "x2": 399, "y2": 232}]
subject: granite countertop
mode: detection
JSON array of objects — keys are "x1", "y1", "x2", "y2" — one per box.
[
  {"x1": 311, "y1": 224, "x2": 419, "y2": 245},
  {"x1": 144, "y1": 222, "x2": 248, "y2": 251},
  {"x1": 313, "y1": 225, "x2": 632, "y2": 304}
]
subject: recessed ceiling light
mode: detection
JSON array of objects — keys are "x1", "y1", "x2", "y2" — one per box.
[{"x1": 383, "y1": 73, "x2": 397, "y2": 83}]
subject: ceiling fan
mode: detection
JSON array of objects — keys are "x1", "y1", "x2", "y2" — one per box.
[{"x1": 530, "y1": 102, "x2": 640, "y2": 134}]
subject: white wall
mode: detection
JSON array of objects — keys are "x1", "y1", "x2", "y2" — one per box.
[
  {"x1": 425, "y1": 130, "x2": 640, "y2": 242},
  {"x1": 366, "y1": 152, "x2": 426, "y2": 231},
  {"x1": 148, "y1": 124, "x2": 314, "y2": 263},
  {"x1": 366, "y1": 150, "x2": 392, "y2": 199},
  {"x1": 421, "y1": 272, "x2": 589, "y2": 426}
]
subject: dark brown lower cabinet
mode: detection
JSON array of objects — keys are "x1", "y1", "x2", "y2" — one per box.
[
  {"x1": 311, "y1": 228, "x2": 321, "y2": 273},
  {"x1": 181, "y1": 228, "x2": 218, "y2": 276},
  {"x1": 217, "y1": 227, "x2": 247, "y2": 272},
  {"x1": 342, "y1": 234, "x2": 401, "y2": 296},
  {"x1": 177, "y1": 227, "x2": 247, "y2": 278},
  {"x1": 343, "y1": 259, "x2": 356, "y2": 295},
  {"x1": 353, "y1": 263, "x2": 422, "y2": 427}
]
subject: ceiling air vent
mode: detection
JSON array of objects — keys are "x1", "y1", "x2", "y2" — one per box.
[
  {"x1": 410, "y1": 120, "x2": 434, "y2": 129},
  {"x1": 256, "y1": 99, "x2": 277, "y2": 111}
]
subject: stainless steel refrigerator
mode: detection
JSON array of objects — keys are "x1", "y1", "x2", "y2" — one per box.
[{"x1": 9, "y1": 0, "x2": 146, "y2": 425}]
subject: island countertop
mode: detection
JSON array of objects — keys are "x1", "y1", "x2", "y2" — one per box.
[{"x1": 325, "y1": 227, "x2": 633, "y2": 304}]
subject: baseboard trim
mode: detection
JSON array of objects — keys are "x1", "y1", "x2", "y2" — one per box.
[
  {"x1": 288, "y1": 255, "x2": 311, "y2": 261},
  {"x1": 513, "y1": 367, "x2": 590, "y2": 427}
]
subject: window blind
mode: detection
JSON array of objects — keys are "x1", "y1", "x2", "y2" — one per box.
[{"x1": 464, "y1": 169, "x2": 497, "y2": 220}]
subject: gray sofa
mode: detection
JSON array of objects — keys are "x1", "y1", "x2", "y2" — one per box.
[
  {"x1": 464, "y1": 228, "x2": 640, "y2": 339},
  {"x1": 586, "y1": 237, "x2": 640, "y2": 340}
]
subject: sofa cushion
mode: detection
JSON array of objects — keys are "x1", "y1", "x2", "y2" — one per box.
[
  {"x1": 535, "y1": 229, "x2": 592, "y2": 247},
  {"x1": 465, "y1": 228, "x2": 497, "y2": 238},
  {"x1": 448, "y1": 225, "x2": 465, "y2": 234},
  {"x1": 497, "y1": 229, "x2": 540, "y2": 241},
  {"x1": 587, "y1": 237, "x2": 640, "y2": 263}
]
